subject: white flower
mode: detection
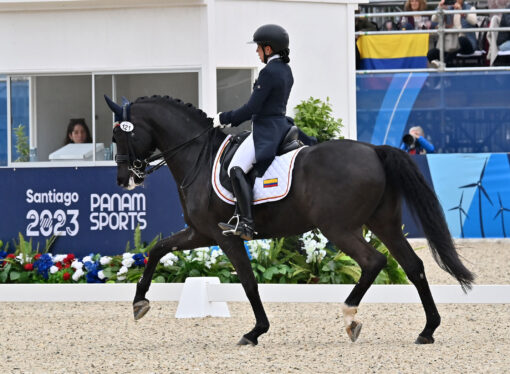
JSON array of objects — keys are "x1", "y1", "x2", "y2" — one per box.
[
  {"x1": 53, "y1": 255, "x2": 67, "y2": 263},
  {"x1": 122, "y1": 253, "x2": 133, "y2": 260},
  {"x1": 97, "y1": 270, "x2": 106, "y2": 280},
  {"x1": 100, "y1": 256, "x2": 112, "y2": 265},
  {"x1": 71, "y1": 260, "x2": 83, "y2": 270},
  {"x1": 50, "y1": 266, "x2": 59, "y2": 274},
  {"x1": 117, "y1": 275, "x2": 126, "y2": 281},
  {"x1": 160, "y1": 252, "x2": 178, "y2": 267},
  {"x1": 72, "y1": 268, "x2": 84, "y2": 281},
  {"x1": 82, "y1": 255, "x2": 93, "y2": 263},
  {"x1": 122, "y1": 257, "x2": 135, "y2": 268},
  {"x1": 117, "y1": 266, "x2": 128, "y2": 275}
]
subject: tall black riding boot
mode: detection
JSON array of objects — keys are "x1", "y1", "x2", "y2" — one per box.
[{"x1": 218, "y1": 166, "x2": 255, "y2": 240}]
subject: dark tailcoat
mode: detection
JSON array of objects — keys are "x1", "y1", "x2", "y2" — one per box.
[{"x1": 220, "y1": 59, "x2": 293, "y2": 175}]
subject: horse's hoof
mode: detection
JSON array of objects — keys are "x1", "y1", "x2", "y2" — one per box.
[
  {"x1": 133, "y1": 300, "x2": 150, "y2": 321},
  {"x1": 237, "y1": 336, "x2": 256, "y2": 346},
  {"x1": 415, "y1": 335, "x2": 435, "y2": 344},
  {"x1": 346, "y1": 321, "x2": 363, "y2": 342}
]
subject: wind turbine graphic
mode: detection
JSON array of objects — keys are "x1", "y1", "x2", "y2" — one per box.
[
  {"x1": 459, "y1": 158, "x2": 493, "y2": 238},
  {"x1": 494, "y1": 192, "x2": 510, "y2": 238},
  {"x1": 449, "y1": 191, "x2": 469, "y2": 238}
]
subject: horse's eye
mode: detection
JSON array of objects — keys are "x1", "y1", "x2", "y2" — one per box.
[{"x1": 130, "y1": 132, "x2": 135, "y2": 137}]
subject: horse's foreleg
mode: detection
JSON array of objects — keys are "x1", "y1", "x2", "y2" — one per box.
[
  {"x1": 133, "y1": 227, "x2": 213, "y2": 320},
  {"x1": 218, "y1": 237, "x2": 269, "y2": 346},
  {"x1": 320, "y1": 229, "x2": 387, "y2": 342}
]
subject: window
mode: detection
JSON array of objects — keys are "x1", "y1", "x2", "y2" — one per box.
[{"x1": 217, "y1": 69, "x2": 253, "y2": 132}]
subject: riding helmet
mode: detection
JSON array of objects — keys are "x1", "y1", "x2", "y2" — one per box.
[{"x1": 252, "y1": 24, "x2": 289, "y2": 52}]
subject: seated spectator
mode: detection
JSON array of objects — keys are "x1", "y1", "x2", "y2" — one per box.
[
  {"x1": 64, "y1": 118, "x2": 92, "y2": 145},
  {"x1": 427, "y1": 0, "x2": 477, "y2": 67},
  {"x1": 400, "y1": 0, "x2": 431, "y2": 30},
  {"x1": 383, "y1": 19, "x2": 399, "y2": 31},
  {"x1": 497, "y1": 5, "x2": 510, "y2": 51},
  {"x1": 400, "y1": 126, "x2": 435, "y2": 154}
]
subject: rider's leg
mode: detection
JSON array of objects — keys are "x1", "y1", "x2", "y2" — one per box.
[{"x1": 218, "y1": 134, "x2": 256, "y2": 240}]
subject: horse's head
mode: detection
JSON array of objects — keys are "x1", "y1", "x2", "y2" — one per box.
[{"x1": 104, "y1": 95, "x2": 156, "y2": 190}]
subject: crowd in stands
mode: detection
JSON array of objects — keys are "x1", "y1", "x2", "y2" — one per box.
[{"x1": 356, "y1": 0, "x2": 510, "y2": 68}]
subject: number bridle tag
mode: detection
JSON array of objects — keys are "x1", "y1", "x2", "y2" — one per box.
[{"x1": 119, "y1": 121, "x2": 134, "y2": 132}]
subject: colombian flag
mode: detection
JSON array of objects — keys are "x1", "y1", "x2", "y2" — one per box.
[
  {"x1": 263, "y1": 178, "x2": 278, "y2": 188},
  {"x1": 357, "y1": 34, "x2": 429, "y2": 70}
]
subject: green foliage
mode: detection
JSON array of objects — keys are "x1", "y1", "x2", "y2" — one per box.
[
  {"x1": 0, "y1": 228, "x2": 409, "y2": 285},
  {"x1": 124, "y1": 224, "x2": 160, "y2": 253},
  {"x1": 293, "y1": 97, "x2": 343, "y2": 143},
  {"x1": 14, "y1": 124, "x2": 29, "y2": 162}
]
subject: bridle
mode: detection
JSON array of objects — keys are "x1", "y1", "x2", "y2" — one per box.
[{"x1": 113, "y1": 101, "x2": 213, "y2": 182}]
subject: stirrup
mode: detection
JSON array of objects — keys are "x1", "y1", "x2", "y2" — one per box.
[
  {"x1": 218, "y1": 215, "x2": 256, "y2": 240},
  {"x1": 218, "y1": 215, "x2": 241, "y2": 236}
]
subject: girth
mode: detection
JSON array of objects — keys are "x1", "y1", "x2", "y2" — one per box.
[{"x1": 218, "y1": 126, "x2": 302, "y2": 193}]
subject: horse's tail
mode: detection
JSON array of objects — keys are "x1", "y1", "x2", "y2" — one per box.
[{"x1": 374, "y1": 145, "x2": 474, "y2": 291}]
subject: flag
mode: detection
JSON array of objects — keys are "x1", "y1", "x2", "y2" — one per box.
[{"x1": 357, "y1": 34, "x2": 429, "y2": 69}]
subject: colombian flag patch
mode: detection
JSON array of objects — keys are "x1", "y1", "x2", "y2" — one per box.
[{"x1": 263, "y1": 178, "x2": 278, "y2": 188}]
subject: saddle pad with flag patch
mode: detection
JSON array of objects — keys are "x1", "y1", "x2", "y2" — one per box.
[{"x1": 212, "y1": 135, "x2": 305, "y2": 205}]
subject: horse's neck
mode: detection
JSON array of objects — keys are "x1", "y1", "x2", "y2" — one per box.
[{"x1": 156, "y1": 123, "x2": 225, "y2": 186}]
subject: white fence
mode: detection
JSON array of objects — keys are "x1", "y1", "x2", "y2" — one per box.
[{"x1": 0, "y1": 278, "x2": 509, "y2": 318}]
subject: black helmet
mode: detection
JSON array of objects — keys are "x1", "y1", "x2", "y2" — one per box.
[{"x1": 252, "y1": 24, "x2": 289, "y2": 53}]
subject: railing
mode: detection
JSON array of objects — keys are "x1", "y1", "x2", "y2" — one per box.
[{"x1": 355, "y1": 8, "x2": 510, "y2": 72}]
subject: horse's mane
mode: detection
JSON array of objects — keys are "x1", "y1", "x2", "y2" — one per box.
[{"x1": 134, "y1": 95, "x2": 212, "y2": 125}]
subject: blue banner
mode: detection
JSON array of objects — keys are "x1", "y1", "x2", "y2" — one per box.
[{"x1": 0, "y1": 167, "x2": 185, "y2": 257}]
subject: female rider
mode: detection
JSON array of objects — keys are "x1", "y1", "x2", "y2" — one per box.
[{"x1": 213, "y1": 24, "x2": 293, "y2": 240}]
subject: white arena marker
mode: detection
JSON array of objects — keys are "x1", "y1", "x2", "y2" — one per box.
[{"x1": 175, "y1": 277, "x2": 230, "y2": 318}]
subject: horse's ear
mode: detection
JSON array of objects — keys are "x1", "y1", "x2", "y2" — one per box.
[
  {"x1": 104, "y1": 95, "x2": 123, "y2": 119},
  {"x1": 121, "y1": 96, "x2": 130, "y2": 106}
]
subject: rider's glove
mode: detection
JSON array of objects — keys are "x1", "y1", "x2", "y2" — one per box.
[{"x1": 213, "y1": 113, "x2": 224, "y2": 128}]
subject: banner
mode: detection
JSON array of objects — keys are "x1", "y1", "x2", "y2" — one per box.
[
  {"x1": 357, "y1": 34, "x2": 429, "y2": 69},
  {"x1": 0, "y1": 167, "x2": 185, "y2": 257}
]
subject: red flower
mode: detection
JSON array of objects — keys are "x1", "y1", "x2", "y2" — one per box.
[
  {"x1": 6, "y1": 254, "x2": 16, "y2": 259},
  {"x1": 144, "y1": 258, "x2": 148, "y2": 265},
  {"x1": 66, "y1": 254, "x2": 75, "y2": 261},
  {"x1": 55, "y1": 262, "x2": 63, "y2": 270},
  {"x1": 34, "y1": 254, "x2": 42, "y2": 260},
  {"x1": 63, "y1": 272, "x2": 71, "y2": 281},
  {"x1": 24, "y1": 263, "x2": 34, "y2": 271},
  {"x1": 64, "y1": 263, "x2": 71, "y2": 269}
]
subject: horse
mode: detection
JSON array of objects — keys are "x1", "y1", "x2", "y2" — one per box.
[{"x1": 105, "y1": 94, "x2": 474, "y2": 346}]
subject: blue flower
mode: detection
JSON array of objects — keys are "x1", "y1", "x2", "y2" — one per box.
[
  {"x1": 0, "y1": 251, "x2": 7, "y2": 260},
  {"x1": 84, "y1": 261, "x2": 104, "y2": 283},
  {"x1": 133, "y1": 253, "x2": 146, "y2": 267},
  {"x1": 34, "y1": 254, "x2": 54, "y2": 279}
]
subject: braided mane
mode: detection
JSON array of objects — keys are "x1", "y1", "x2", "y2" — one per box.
[{"x1": 134, "y1": 95, "x2": 212, "y2": 125}]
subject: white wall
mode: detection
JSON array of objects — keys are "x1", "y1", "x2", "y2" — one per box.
[{"x1": 0, "y1": 0, "x2": 365, "y2": 141}]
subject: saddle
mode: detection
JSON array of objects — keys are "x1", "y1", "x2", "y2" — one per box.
[{"x1": 219, "y1": 126, "x2": 303, "y2": 193}]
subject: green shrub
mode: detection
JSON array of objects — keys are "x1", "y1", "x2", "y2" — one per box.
[{"x1": 294, "y1": 97, "x2": 343, "y2": 142}]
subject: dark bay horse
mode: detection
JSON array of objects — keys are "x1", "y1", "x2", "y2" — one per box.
[{"x1": 105, "y1": 95, "x2": 474, "y2": 345}]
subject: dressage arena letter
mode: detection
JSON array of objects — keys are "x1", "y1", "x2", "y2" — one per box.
[{"x1": 89, "y1": 193, "x2": 147, "y2": 231}]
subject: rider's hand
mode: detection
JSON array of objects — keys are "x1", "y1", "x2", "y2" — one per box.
[{"x1": 213, "y1": 113, "x2": 224, "y2": 128}]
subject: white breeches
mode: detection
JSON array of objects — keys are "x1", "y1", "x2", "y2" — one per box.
[{"x1": 228, "y1": 133, "x2": 256, "y2": 176}]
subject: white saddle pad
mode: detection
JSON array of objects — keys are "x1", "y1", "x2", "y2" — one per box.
[{"x1": 212, "y1": 135, "x2": 305, "y2": 205}]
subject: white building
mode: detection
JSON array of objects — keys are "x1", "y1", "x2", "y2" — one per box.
[{"x1": 0, "y1": 0, "x2": 364, "y2": 165}]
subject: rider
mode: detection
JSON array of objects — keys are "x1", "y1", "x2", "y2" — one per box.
[{"x1": 213, "y1": 24, "x2": 293, "y2": 241}]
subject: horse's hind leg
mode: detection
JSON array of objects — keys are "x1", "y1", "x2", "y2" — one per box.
[
  {"x1": 368, "y1": 222, "x2": 440, "y2": 344},
  {"x1": 367, "y1": 196, "x2": 440, "y2": 344},
  {"x1": 217, "y1": 236, "x2": 269, "y2": 346},
  {"x1": 133, "y1": 227, "x2": 213, "y2": 320},
  {"x1": 319, "y1": 227, "x2": 387, "y2": 342}
]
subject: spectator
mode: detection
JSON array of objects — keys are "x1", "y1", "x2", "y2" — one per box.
[
  {"x1": 64, "y1": 118, "x2": 92, "y2": 145},
  {"x1": 400, "y1": 126, "x2": 435, "y2": 154},
  {"x1": 427, "y1": 0, "x2": 477, "y2": 67},
  {"x1": 383, "y1": 19, "x2": 399, "y2": 31},
  {"x1": 497, "y1": 5, "x2": 510, "y2": 51},
  {"x1": 400, "y1": 0, "x2": 431, "y2": 30}
]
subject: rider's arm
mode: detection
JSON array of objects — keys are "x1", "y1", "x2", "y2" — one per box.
[{"x1": 220, "y1": 68, "x2": 274, "y2": 126}]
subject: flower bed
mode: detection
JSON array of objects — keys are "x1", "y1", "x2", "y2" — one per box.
[{"x1": 0, "y1": 229, "x2": 409, "y2": 284}]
